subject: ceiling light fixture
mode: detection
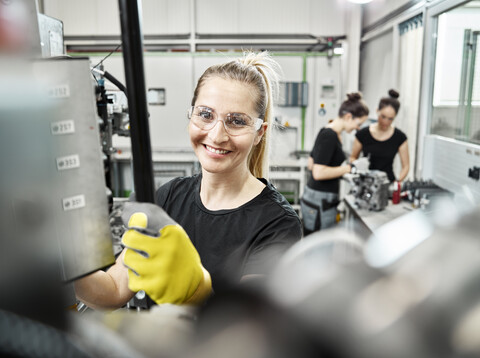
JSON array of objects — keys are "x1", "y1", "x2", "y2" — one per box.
[{"x1": 348, "y1": 0, "x2": 373, "y2": 4}]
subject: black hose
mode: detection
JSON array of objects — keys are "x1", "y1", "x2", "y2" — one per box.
[{"x1": 103, "y1": 70, "x2": 128, "y2": 96}]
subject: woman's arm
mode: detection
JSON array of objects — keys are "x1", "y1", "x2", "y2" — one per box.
[
  {"x1": 307, "y1": 156, "x2": 314, "y2": 171},
  {"x1": 74, "y1": 249, "x2": 135, "y2": 310},
  {"x1": 397, "y1": 140, "x2": 410, "y2": 182},
  {"x1": 349, "y1": 138, "x2": 363, "y2": 163},
  {"x1": 312, "y1": 163, "x2": 351, "y2": 181}
]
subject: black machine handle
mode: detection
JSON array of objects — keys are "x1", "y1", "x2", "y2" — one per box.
[{"x1": 118, "y1": 0, "x2": 155, "y2": 204}]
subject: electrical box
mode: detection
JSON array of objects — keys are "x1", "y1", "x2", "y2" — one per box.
[{"x1": 147, "y1": 88, "x2": 166, "y2": 105}]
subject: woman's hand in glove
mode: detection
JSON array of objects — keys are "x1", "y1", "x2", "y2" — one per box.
[
  {"x1": 121, "y1": 202, "x2": 211, "y2": 305},
  {"x1": 352, "y1": 156, "x2": 370, "y2": 172}
]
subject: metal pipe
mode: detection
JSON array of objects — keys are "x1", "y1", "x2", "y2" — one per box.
[{"x1": 118, "y1": 0, "x2": 155, "y2": 203}]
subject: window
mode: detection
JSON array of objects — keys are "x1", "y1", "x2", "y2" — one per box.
[{"x1": 430, "y1": 1, "x2": 480, "y2": 144}]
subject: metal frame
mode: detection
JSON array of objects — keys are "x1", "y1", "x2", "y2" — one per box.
[{"x1": 416, "y1": 0, "x2": 472, "y2": 177}]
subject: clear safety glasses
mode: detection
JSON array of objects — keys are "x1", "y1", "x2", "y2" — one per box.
[{"x1": 188, "y1": 106, "x2": 263, "y2": 136}]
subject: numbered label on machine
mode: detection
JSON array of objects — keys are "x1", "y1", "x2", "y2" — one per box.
[
  {"x1": 56, "y1": 154, "x2": 80, "y2": 171},
  {"x1": 48, "y1": 84, "x2": 70, "y2": 99},
  {"x1": 51, "y1": 119, "x2": 75, "y2": 135},
  {"x1": 62, "y1": 194, "x2": 86, "y2": 211}
]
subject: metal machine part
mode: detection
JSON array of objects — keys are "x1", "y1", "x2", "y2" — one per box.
[
  {"x1": 38, "y1": 13, "x2": 64, "y2": 57},
  {"x1": 109, "y1": 198, "x2": 127, "y2": 257},
  {"x1": 401, "y1": 179, "x2": 452, "y2": 209},
  {"x1": 100, "y1": 89, "x2": 130, "y2": 145},
  {"x1": 31, "y1": 58, "x2": 115, "y2": 281},
  {"x1": 348, "y1": 170, "x2": 390, "y2": 211},
  {"x1": 108, "y1": 92, "x2": 130, "y2": 137},
  {"x1": 92, "y1": 65, "x2": 131, "y2": 203}
]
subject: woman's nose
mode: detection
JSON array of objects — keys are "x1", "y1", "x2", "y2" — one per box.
[{"x1": 208, "y1": 119, "x2": 229, "y2": 142}]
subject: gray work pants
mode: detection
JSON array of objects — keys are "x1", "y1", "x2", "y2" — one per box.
[{"x1": 300, "y1": 186, "x2": 339, "y2": 235}]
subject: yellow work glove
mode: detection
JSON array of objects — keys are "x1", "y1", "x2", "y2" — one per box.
[{"x1": 121, "y1": 202, "x2": 212, "y2": 305}]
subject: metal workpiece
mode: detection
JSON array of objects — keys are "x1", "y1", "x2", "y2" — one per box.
[{"x1": 347, "y1": 170, "x2": 390, "y2": 211}]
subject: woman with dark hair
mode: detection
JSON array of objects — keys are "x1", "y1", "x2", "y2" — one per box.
[
  {"x1": 301, "y1": 92, "x2": 369, "y2": 235},
  {"x1": 350, "y1": 89, "x2": 410, "y2": 183}
]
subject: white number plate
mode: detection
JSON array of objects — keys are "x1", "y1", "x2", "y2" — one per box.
[
  {"x1": 48, "y1": 84, "x2": 70, "y2": 99},
  {"x1": 56, "y1": 154, "x2": 80, "y2": 171},
  {"x1": 62, "y1": 194, "x2": 86, "y2": 211},
  {"x1": 51, "y1": 120, "x2": 75, "y2": 135}
]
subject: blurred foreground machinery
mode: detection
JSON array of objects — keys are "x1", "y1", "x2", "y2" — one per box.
[{"x1": 268, "y1": 196, "x2": 480, "y2": 358}]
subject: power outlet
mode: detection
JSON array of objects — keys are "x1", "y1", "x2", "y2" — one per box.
[{"x1": 468, "y1": 166, "x2": 480, "y2": 181}]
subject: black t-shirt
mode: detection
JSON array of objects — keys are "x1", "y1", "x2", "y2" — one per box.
[
  {"x1": 307, "y1": 127, "x2": 346, "y2": 193},
  {"x1": 355, "y1": 126, "x2": 407, "y2": 182},
  {"x1": 155, "y1": 174, "x2": 302, "y2": 293}
]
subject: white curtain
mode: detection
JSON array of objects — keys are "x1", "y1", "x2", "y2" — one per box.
[
  {"x1": 359, "y1": 30, "x2": 394, "y2": 114},
  {"x1": 394, "y1": 17, "x2": 423, "y2": 181}
]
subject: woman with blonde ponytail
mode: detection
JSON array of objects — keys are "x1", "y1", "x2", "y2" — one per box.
[
  {"x1": 74, "y1": 52, "x2": 301, "y2": 308},
  {"x1": 155, "y1": 51, "x2": 302, "y2": 292}
]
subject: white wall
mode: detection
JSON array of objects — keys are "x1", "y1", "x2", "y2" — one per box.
[
  {"x1": 43, "y1": 0, "x2": 350, "y2": 37},
  {"x1": 363, "y1": 0, "x2": 413, "y2": 28},
  {"x1": 195, "y1": 0, "x2": 347, "y2": 36},
  {"x1": 359, "y1": 30, "x2": 394, "y2": 111},
  {"x1": 43, "y1": 0, "x2": 192, "y2": 36},
  {"x1": 43, "y1": 0, "x2": 121, "y2": 36}
]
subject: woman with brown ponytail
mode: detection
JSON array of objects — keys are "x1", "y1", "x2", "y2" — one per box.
[
  {"x1": 350, "y1": 89, "x2": 410, "y2": 183},
  {"x1": 301, "y1": 92, "x2": 369, "y2": 235}
]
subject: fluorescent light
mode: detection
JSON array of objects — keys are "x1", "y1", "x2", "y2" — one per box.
[{"x1": 348, "y1": 0, "x2": 372, "y2": 4}]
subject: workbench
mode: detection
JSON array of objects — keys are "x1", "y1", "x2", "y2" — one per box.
[{"x1": 343, "y1": 194, "x2": 417, "y2": 240}]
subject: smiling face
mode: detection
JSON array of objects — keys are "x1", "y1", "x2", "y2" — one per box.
[
  {"x1": 189, "y1": 77, "x2": 265, "y2": 176},
  {"x1": 376, "y1": 105, "x2": 397, "y2": 131}
]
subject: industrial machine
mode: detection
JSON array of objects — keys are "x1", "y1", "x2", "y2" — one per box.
[
  {"x1": 1, "y1": 0, "x2": 118, "y2": 284},
  {"x1": 347, "y1": 170, "x2": 390, "y2": 211},
  {"x1": 30, "y1": 57, "x2": 116, "y2": 281}
]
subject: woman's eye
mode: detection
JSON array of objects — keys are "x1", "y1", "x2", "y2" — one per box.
[
  {"x1": 229, "y1": 115, "x2": 248, "y2": 126},
  {"x1": 199, "y1": 111, "x2": 214, "y2": 120}
]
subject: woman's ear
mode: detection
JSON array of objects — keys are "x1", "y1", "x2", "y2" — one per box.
[{"x1": 254, "y1": 122, "x2": 267, "y2": 146}]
